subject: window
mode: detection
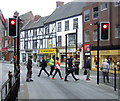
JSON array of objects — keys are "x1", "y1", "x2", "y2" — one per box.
[
  {"x1": 65, "y1": 20, "x2": 69, "y2": 31},
  {"x1": 101, "y1": 3, "x2": 107, "y2": 11},
  {"x1": 73, "y1": 18, "x2": 78, "y2": 29},
  {"x1": 115, "y1": 25, "x2": 120, "y2": 38},
  {"x1": 114, "y1": 0, "x2": 120, "y2": 7},
  {"x1": 93, "y1": 29, "x2": 97, "y2": 41},
  {"x1": 33, "y1": 29, "x2": 37, "y2": 37},
  {"x1": 58, "y1": 36, "x2": 62, "y2": 47},
  {"x1": 68, "y1": 33, "x2": 75, "y2": 46},
  {"x1": 57, "y1": 22, "x2": 62, "y2": 32},
  {"x1": 33, "y1": 40, "x2": 37, "y2": 49},
  {"x1": 45, "y1": 25, "x2": 49, "y2": 34},
  {"x1": 84, "y1": 30, "x2": 90, "y2": 42},
  {"x1": 93, "y1": 7, "x2": 98, "y2": 19},
  {"x1": 24, "y1": 41, "x2": 28, "y2": 49},
  {"x1": 84, "y1": 9, "x2": 90, "y2": 22},
  {"x1": 25, "y1": 31, "x2": 28, "y2": 38}
]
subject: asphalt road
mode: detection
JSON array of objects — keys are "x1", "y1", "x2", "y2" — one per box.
[{"x1": 18, "y1": 64, "x2": 118, "y2": 100}]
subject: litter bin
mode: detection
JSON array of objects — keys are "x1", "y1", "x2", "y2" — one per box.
[{"x1": 75, "y1": 59, "x2": 80, "y2": 75}]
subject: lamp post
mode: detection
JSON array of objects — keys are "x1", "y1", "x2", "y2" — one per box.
[{"x1": 94, "y1": 21, "x2": 100, "y2": 84}]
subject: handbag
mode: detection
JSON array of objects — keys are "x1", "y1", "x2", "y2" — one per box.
[{"x1": 84, "y1": 69, "x2": 87, "y2": 75}]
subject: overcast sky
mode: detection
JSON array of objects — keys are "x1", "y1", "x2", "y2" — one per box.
[{"x1": 0, "y1": 0, "x2": 74, "y2": 18}]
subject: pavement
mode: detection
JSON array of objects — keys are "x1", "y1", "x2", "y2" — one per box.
[{"x1": 18, "y1": 64, "x2": 119, "y2": 100}]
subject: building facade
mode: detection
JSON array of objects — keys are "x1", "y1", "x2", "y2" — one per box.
[
  {"x1": 82, "y1": 2, "x2": 120, "y2": 71},
  {"x1": 20, "y1": 2, "x2": 87, "y2": 69}
]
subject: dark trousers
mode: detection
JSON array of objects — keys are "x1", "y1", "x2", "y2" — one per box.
[
  {"x1": 38, "y1": 67, "x2": 49, "y2": 76},
  {"x1": 52, "y1": 69, "x2": 62, "y2": 78},
  {"x1": 103, "y1": 72, "x2": 109, "y2": 83},
  {"x1": 65, "y1": 69, "x2": 77, "y2": 81},
  {"x1": 50, "y1": 66, "x2": 54, "y2": 75}
]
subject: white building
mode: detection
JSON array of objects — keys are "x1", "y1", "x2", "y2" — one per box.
[{"x1": 20, "y1": 2, "x2": 86, "y2": 69}]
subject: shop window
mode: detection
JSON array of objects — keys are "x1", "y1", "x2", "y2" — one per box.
[
  {"x1": 57, "y1": 22, "x2": 62, "y2": 32},
  {"x1": 84, "y1": 9, "x2": 90, "y2": 22},
  {"x1": 101, "y1": 3, "x2": 107, "y2": 11},
  {"x1": 93, "y1": 29, "x2": 97, "y2": 41},
  {"x1": 73, "y1": 18, "x2": 78, "y2": 29},
  {"x1": 115, "y1": 25, "x2": 120, "y2": 38},
  {"x1": 68, "y1": 33, "x2": 75, "y2": 46},
  {"x1": 65, "y1": 20, "x2": 69, "y2": 31},
  {"x1": 93, "y1": 7, "x2": 98, "y2": 19},
  {"x1": 84, "y1": 30, "x2": 90, "y2": 42},
  {"x1": 58, "y1": 36, "x2": 62, "y2": 47}
]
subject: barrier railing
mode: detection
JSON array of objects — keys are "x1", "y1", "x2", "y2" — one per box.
[{"x1": 0, "y1": 70, "x2": 20, "y2": 101}]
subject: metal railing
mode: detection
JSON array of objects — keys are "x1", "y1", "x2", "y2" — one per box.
[{"x1": 0, "y1": 70, "x2": 20, "y2": 101}]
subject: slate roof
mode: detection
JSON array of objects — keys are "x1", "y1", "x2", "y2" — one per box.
[
  {"x1": 22, "y1": 2, "x2": 87, "y2": 30},
  {"x1": 22, "y1": 16, "x2": 49, "y2": 30},
  {"x1": 44, "y1": 2, "x2": 87, "y2": 24}
]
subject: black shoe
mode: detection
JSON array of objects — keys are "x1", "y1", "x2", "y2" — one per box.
[
  {"x1": 75, "y1": 79, "x2": 79, "y2": 81},
  {"x1": 38, "y1": 75, "x2": 40, "y2": 77},
  {"x1": 48, "y1": 74, "x2": 50, "y2": 77},
  {"x1": 26, "y1": 80, "x2": 30, "y2": 82},
  {"x1": 30, "y1": 79, "x2": 33, "y2": 82},
  {"x1": 64, "y1": 79, "x2": 68, "y2": 81}
]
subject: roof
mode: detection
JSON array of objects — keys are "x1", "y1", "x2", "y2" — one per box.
[
  {"x1": 22, "y1": 16, "x2": 49, "y2": 30},
  {"x1": 44, "y1": 2, "x2": 87, "y2": 23},
  {"x1": 20, "y1": 11, "x2": 33, "y2": 21}
]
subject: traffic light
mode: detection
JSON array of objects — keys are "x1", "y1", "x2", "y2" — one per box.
[
  {"x1": 8, "y1": 18, "x2": 17, "y2": 37},
  {"x1": 100, "y1": 22, "x2": 109, "y2": 40}
]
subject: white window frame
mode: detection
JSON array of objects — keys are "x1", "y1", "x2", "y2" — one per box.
[
  {"x1": 92, "y1": 6, "x2": 98, "y2": 20},
  {"x1": 101, "y1": 3, "x2": 107, "y2": 11},
  {"x1": 84, "y1": 9, "x2": 90, "y2": 22}
]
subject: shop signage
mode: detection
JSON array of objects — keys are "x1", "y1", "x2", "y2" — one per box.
[
  {"x1": 39, "y1": 49, "x2": 56, "y2": 54},
  {"x1": 84, "y1": 44, "x2": 90, "y2": 51}
]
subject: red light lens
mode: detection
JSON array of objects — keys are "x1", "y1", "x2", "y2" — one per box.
[
  {"x1": 103, "y1": 24, "x2": 108, "y2": 29},
  {"x1": 10, "y1": 20, "x2": 16, "y2": 25}
]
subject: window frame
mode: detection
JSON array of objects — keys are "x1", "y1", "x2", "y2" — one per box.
[
  {"x1": 92, "y1": 6, "x2": 99, "y2": 20},
  {"x1": 101, "y1": 2, "x2": 108, "y2": 11},
  {"x1": 65, "y1": 20, "x2": 69, "y2": 31},
  {"x1": 84, "y1": 30, "x2": 90, "y2": 42},
  {"x1": 73, "y1": 18, "x2": 78, "y2": 29},
  {"x1": 84, "y1": 9, "x2": 90, "y2": 22}
]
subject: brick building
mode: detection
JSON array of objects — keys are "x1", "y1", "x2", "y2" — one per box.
[{"x1": 82, "y1": 2, "x2": 120, "y2": 71}]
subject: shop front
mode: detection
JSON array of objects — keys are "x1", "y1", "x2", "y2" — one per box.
[
  {"x1": 38, "y1": 48, "x2": 57, "y2": 66},
  {"x1": 91, "y1": 49, "x2": 120, "y2": 73}
]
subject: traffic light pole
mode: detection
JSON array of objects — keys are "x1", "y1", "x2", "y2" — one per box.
[
  {"x1": 94, "y1": 21, "x2": 100, "y2": 85},
  {"x1": 14, "y1": 37, "x2": 16, "y2": 73},
  {"x1": 17, "y1": 17, "x2": 20, "y2": 70},
  {"x1": 65, "y1": 34, "x2": 67, "y2": 75}
]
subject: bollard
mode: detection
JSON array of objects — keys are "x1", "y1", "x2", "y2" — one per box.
[
  {"x1": 114, "y1": 67, "x2": 116, "y2": 91},
  {"x1": 8, "y1": 71, "x2": 12, "y2": 89}
]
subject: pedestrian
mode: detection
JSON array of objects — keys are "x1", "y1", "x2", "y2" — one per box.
[
  {"x1": 102, "y1": 59, "x2": 110, "y2": 83},
  {"x1": 64, "y1": 56, "x2": 79, "y2": 81},
  {"x1": 26, "y1": 55, "x2": 33, "y2": 82},
  {"x1": 52, "y1": 57, "x2": 64, "y2": 80},
  {"x1": 49, "y1": 56, "x2": 55, "y2": 75},
  {"x1": 85, "y1": 57, "x2": 91, "y2": 80},
  {"x1": 38, "y1": 57, "x2": 50, "y2": 77}
]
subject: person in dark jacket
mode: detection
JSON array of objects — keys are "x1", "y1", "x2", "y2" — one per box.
[
  {"x1": 85, "y1": 57, "x2": 91, "y2": 80},
  {"x1": 64, "y1": 56, "x2": 79, "y2": 81},
  {"x1": 26, "y1": 55, "x2": 33, "y2": 82},
  {"x1": 38, "y1": 57, "x2": 50, "y2": 77}
]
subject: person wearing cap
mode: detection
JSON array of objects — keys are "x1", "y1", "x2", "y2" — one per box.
[
  {"x1": 102, "y1": 59, "x2": 110, "y2": 83},
  {"x1": 85, "y1": 57, "x2": 91, "y2": 80}
]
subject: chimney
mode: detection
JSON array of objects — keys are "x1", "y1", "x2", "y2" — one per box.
[
  {"x1": 34, "y1": 15, "x2": 41, "y2": 21},
  {"x1": 56, "y1": 1, "x2": 64, "y2": 8}
]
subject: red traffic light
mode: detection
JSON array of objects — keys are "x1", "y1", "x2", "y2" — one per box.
[
  {"x1": 103, "y1": 24, "x2": 108, "y2": 29},
  {"x1": 10, "y1": 19, "x2": 16, "y2": 25}
]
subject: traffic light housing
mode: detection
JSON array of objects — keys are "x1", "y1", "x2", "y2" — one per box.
[
  {"x1": 8, "y1": 18, "x2": 17, "y2": 37},
  {"x1": 100, "y1": 22, "x2": 110, "y2": 40}
]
